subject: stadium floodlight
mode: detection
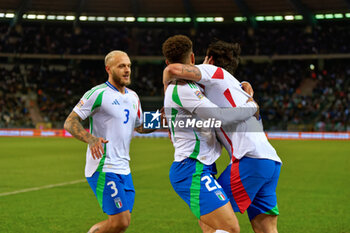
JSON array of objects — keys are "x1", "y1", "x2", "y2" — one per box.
[
  {"x1": 5, "y1": 13, "x2": 15, "y2": 18},
  {"x1": 346, "y1": 13, "x2": 350, "y2": 18},
  {"x1": 107, "y1": 17, "x2": 117, "y2": 21},
  {"x1": 0, "y1": 13, "x2": 4, "y2": 18},
  {"x1": 22, "y1": 14, "x2": 27, "y2": 18},
  {"x1": 156, "y1": 17, "x2": 165, "y2": 22},
  {"x1": 184, "y1": 17, "x2": 191, "y2": 22},
  {"x1": 125, "y1": 17, "x2": 135, "y2": 22},
  {"x1": 97, "y1": 16, "x2": 105, "y2": 21},
  {"x1": 47, "y1": 15, "x2": 56, "y2": 20},
  {"x1": 315, "y1": 14, "x2": 324, "y2": 19},
  {"x1": 205, "y1": 17, "x2": 214, "y2": 22},
  {"x1": 265, "y1": 16, "x2": 274, "y2": 21},
  {"x1": 214, "y1": 17, "x2": 224, "y2": 22},
  {"x1": 37, "y1": 15, "x2": 46, "y2": 20},
  {"x1": 285, "y1": 15, "x2": 294, "y2": 20},
  {"x1": 27, "y1": 14, "x2": 36, "y2": 19},
  {"x1": 117, "y1": 17, "x2": 125, "y2": 22},
  {"x1": 325, "y1": 14, "x2": 334, "y2": 19},
  {"x1": 147, "y1": 17, "x2": 156, "y2": 22},
  {"x1": 175, "y1": 17, "x2": 184, "y2": 22},
  {"x1": 255, "y1": 16, "x2": 264, "y2": 21},
  {"x1": 334, "y1": 13, "x2": 343, "y2": 19},
  {"x1": 79, "y1": 16, "x2": 87, "y2": 21},
  {"x1": 137, "y1": 17, "x2": 146, "y2": 22},
  {"x1": 274, "y1": 15, "x2": 283, "y2": 21},
  {"x1": 87, "y1": 16, "x2": 96, "y2": 21},
  {"x1": 234, "y1": 16, "x2": 246, "y2": 22},
  {"x1": 295, "y1": 15, "x2": 303, "y2": 20},
  {"x1": 310, "y1": 64, "x2": 315, "y2": 70},
  {"x1": 196, "y1": 17, "x2": 205, "y2": 22},
  {"x1": 65, "y1": 15, "x2": 75, "y2": 21},
  {"x1": 57, "y1": 15, "x2": 65, "y2": 20},
  {"x1": 166, "y1": 17, "x2": 175, "y2": 22}
]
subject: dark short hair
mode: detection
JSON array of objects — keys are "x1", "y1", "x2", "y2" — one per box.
[
  {"x1": 162, "y1": 35, "x2": 193, "y2": 63},
  {"x1": 206, "y1": 40, "x2": 241, "y2": 75}
]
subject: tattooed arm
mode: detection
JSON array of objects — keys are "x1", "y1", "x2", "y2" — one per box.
[
  {"x1": 163, "y1": 64, "x2": 202, "y2": 86},
  {"x1": 64, "y1": 111, "x2": 108, "y2": 159}
]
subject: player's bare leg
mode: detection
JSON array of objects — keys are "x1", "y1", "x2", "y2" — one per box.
[
  {"x1": 250, "y1": 214, "x2": 278, "y2": 233},
  {"x1": 199, "y1": 219, "x2": 216, "y2": 233},
  {"x1": 87, "y1": 210, "x2": 131, "y2": 233},
  {"x1": 199, "y1": 202, "x2": 240, "y2": 233}
]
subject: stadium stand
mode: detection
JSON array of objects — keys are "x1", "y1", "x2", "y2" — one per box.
[
  {"x1": 1, "y1": 22, "x2": 350, "y2": 55},
  {"x1": 0, "y1": 57, "x2": 348, "y2": 131},
  {"x1": 0, "y1": 0, "x2": 349, "y2": 131}
]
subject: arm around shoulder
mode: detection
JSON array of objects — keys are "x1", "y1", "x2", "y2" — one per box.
[{"x1": 163, "y1": 64, "x2": 202, "y2": 85}]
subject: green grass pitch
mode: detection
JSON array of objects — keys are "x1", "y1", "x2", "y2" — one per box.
[{"x1": 0, "y1": 137, "x2": 349, "y2": 233}]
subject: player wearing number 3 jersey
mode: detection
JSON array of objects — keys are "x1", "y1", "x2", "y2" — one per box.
[{"x1": 64, "y1": 50, "x2": 155, "y2": 233}]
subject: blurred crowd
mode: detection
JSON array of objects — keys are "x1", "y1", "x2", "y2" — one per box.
[
  {"x1": 1, "y1": 21, "x2": 350, "y2": 56},
  {"x1": 0, "y1": 59, "x2": 348, "y2": 131},
  {"x1": 236, "y1": 60, "x2": 350, "y2": 131},
  {"x1": 0, "y1": 21, "x2": 349, "y2": 131},
  {"x1": 0, "y1": 61, "x2": 165, "y2": 128},
  {"x1": 0, "y1": 66, "x2": 33, "y2": 128}
]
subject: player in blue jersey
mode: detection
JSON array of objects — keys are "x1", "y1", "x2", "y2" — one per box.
[{"x1": 64, "y1": 50, "x2": 154, "y2": 233}]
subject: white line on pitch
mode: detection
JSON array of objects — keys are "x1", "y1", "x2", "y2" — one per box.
[{"x1": 0, "y1": 179, "x2": 86, "y2": 197}]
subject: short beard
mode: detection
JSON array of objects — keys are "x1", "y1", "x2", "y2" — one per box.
[{"x1": 112, "y1": 72, "x2": 130, "y2": 87}]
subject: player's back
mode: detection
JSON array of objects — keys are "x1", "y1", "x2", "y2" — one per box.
[
  {"x1": 164, "y1": 80, "x2": 221, "y2": 165},
  {"x1": 196, "y1": 64, "x2": 281, "y2": 163}
]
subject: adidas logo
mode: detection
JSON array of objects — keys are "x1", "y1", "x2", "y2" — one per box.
[{"x1": 112, "y1": 99, "x2": 120, "y2": 105}]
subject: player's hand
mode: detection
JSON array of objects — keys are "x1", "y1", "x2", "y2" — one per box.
[
  {"x1": 88, "y1": 137, "x2": 109, "y2": 159},
  {"x1": 247, "y1": 97, "x2": 260, "y2": 120},
  {"x1": 203, "y1": 56, "x2": 213, "y2": 64},
  {"x1": 241, "y1": 81, "x2": 254, "y2": 97}
]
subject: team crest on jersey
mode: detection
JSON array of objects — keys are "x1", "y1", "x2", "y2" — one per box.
[
  {"x1": 114, "y1": 197, "x2": 123, "y2": 209},
  {"x1": 195, "y1": 90, "x2": 204, "y2": 100},
  {"x1": 215, "y1": 190, "x2": 226, "y2": 201},
  {"x1": 76, "y1": 100, "x2": 84, "y2": 109}
]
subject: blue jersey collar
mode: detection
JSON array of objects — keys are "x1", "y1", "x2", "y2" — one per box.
[{"x1": 106, "y1": 81, "x2": 128, "y2": 93}]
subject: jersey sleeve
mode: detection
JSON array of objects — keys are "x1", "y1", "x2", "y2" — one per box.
[
  {"x1": 196, "y1": 64, "x2": 220, "y2": 84},
  {"x1": 194, "y1": 100, "x2": 257, "y2": 125},
  {"x1": 134, "y1": 97, "x2": 143, "y2": 128},
  {"x1": 73, "y1": 89, "x2": 104, "y2": 120},
  {"x1": 176, "y1": 81, "x2": 213, "y2": 113},
  {"x1": 175, "y1": 81, "x2": 257, "y2": 125}
]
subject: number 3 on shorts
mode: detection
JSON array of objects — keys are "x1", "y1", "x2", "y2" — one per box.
[
  {"x1": 201, "y1": 175, "x2": 222, "y2": 191},
  {"x1": 107, "y1": 181, "x2": 118, "y2": 197}
]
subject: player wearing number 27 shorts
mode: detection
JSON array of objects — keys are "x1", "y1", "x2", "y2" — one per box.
[{"x1": 163, "y1": 35, "x2": 259, "y2": 232}]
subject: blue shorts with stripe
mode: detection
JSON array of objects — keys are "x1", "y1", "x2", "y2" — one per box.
[
  {"x1": 217, "y1": 156, "x2": 281, "y2": 221},
  {"x1": 169, "y1": 158, "x2": 229, "y2": 219},
  {"x1": 87, "y1": 171, "x2": 135, "y2": 215}
]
